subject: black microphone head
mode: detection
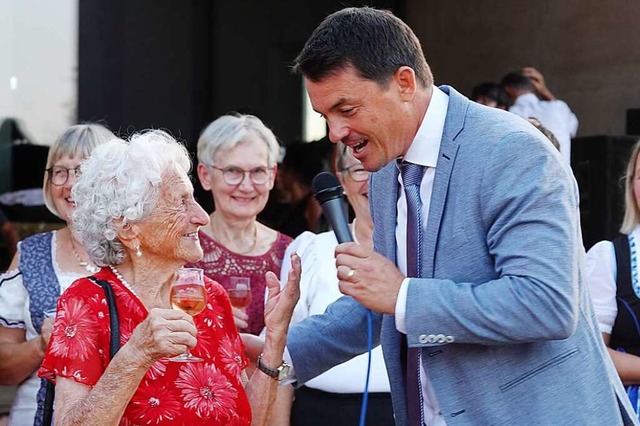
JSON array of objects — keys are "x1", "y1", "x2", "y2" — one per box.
[{"x1": 311, "y1": 172, "x2": 343, "y2": 204}]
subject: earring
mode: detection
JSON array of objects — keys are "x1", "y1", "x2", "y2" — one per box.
[{"x1": 135, "y1": 245, "x2": 142, "y2": 258}]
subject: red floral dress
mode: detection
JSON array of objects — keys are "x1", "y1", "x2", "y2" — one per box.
[{"x1": 38, "y1": 268, "x2": 251, "y2": 425}]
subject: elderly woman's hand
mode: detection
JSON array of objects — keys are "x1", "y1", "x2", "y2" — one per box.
[
  {"x1": 127, "y1": 308, "x2": 198, "y2": 367},
  {"x1": 231, "y1": 307, "x2": 250, "y2": 330},
  {"x1": 263, "y1": 253, "x2": 301, "y2": 339}
]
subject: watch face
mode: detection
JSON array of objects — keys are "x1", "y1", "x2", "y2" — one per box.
[{"x1": 277, "y1": 364, "x2": 292, "y2": 380}]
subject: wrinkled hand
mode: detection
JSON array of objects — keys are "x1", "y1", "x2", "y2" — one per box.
[
  {"x1": 127, "y1": 308, "x2": 197, "y2": 367},
  {"x1": 521, "y1": 67, "x2": 555, "y2": 100},
  {"x1": 335, "y1": 242, "x2": 405, "y2": 314},
  {"x1": 231, "y1": 307, "x2": 249, "y2": 330},
  {"x1": 263, "y1": 253, "x2": 301, "y2": 338}
]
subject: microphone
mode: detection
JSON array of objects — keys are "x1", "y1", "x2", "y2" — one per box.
[{"x1": 311, "y1": 172, "x2": 354, "y2": 243}]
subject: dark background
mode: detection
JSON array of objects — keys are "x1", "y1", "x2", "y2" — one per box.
[{"x1": 77, "y1": 0, "x2": 404, "y2": 212}]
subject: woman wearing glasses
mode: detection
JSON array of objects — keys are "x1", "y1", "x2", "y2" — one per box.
[
  {"x1": 188, "y1": 114, "x2": 292, "y2": 335},
  {"x1": 0, "y1": 123, "x2": 115, "y2": 425},
  {"x1": 271, "y1": 141, "x2": 393, "y2": 426}
]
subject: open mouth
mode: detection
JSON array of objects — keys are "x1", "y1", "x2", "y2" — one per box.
[
  {"x1": 353, "y1": 141, "x2": 368, "y2": 153},
  {"x1": 184, "y1": 232, "x2": 200, "y2": 240}
]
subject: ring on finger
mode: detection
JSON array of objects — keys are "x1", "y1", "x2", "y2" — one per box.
[{"x1": 347, "y1": 268, "x2": 356, "y2": 279}]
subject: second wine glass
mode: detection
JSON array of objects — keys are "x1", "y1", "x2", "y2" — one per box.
[{"x1": 169, "y1": 267, "x2": 207, "y2": 362}]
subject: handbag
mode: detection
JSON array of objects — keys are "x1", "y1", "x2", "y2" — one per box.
[{"x1": 42, "y1": 276, "x2": 121, "y2": 425}]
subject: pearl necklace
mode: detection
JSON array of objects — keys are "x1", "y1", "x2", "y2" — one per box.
[
  {"x1": 109, "y1": 265, "x2": 138, "y2": 297},
  {"x1": 70, "y1": 235, "x2": 99, "y2": 274}
]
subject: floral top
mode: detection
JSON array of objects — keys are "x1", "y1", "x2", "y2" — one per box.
[
  {"x1": 188, "y1": 231, "x2": 292, "y2": 335},
  {"x1": 38, "y1": 268, "x2": 250, "y2": 425}
]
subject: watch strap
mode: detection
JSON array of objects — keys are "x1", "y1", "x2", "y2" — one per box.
[{"x1": 257, "y1": 353, "x2": 288, "y2": 380}]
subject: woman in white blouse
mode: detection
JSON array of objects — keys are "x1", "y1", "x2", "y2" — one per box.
[
  {"x1": 585, "y1": 139, "x2": 640, "y2": 416},
  {"x1": 270, "y1": 141, "x2": 393, "y2": 426},
  {"x1": 0, "y1": 124, "x2": 115, "y2": 425}
]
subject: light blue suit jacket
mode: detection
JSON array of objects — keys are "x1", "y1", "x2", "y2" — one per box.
[{"x1": 287, "y1": 86, "x2": 637, "y2": 425}]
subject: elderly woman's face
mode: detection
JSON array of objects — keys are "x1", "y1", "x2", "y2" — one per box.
[
  {"x1": 137, "y1": 167, "x2": 209, "y2": 264},
  {"x1": 50, "y1": 153, "x2": 83, "y2": 222},
  {"x1": 204, "y1": 133, "x2": 275, "y2": 220},
  {"x1": 338, "y1": 151, "x2": 371, "y2": 224}
]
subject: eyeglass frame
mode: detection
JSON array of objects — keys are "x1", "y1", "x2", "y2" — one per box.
[
  {"x1": 206, "y1": 164, "x2": 274, "y2": 185},
  {"x1": 45, "y1": 165, "x2": 82, "y2": 186},
  {"x1": 340, "y1": 163, "x2": 370, "y2": 182}
]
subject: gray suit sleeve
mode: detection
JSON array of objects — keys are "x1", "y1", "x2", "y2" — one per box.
[
  {"x1": 405, "y1": 131, "x2": 581, "y2": 347},
  {"x1": 286, "y1": 295, "x2": 382, "y2": 384}
]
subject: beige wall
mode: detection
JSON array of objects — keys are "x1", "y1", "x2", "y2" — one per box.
[
  {"x1": 406, "y1": 0, "x2": 640, "y2": 137},
  {"x1": 0, "y1": 0, "x2": 77, "y2": 145}
]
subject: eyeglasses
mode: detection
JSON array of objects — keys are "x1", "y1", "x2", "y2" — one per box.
[
  {"x1": 340, "y1": 163, "x2": 370, "y2": 182},
  {"x1": 46, "y1": 165, "x2": 82, "y2": 186},
  {"x1": 208, "y1": 165, "x2": 272, "y2": 185}
]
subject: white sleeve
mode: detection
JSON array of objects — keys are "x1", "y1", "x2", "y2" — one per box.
[
  {"x1": 277, "y1": 231, "x2": 317, "y2": 325},
  {"x1": 584, "y1": 240, "x2": 618, "y2": 334},
  {"x1": 0, "y1": 268, "x2": 28, "y2": 329}
]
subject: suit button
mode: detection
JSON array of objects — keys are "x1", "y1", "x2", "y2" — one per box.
[
  {"x1": 418, "y1": 334, "x2": 429, "y2": 344},
  {"x1": 436, "y1": 334, "x2": 446, "y2": 343},
  {"x1": 445, "y1": 335, "x2": 455, "y2": 343},
  {"x1": 427, "y1": 334, "x2": 438, "y2": 343}
]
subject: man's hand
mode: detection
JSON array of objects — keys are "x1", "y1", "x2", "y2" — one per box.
[
  {"x1": 335, "y1": 242, "x2": 405, "y2": 314},
  {"x1": 522, "y1": 67, "x2": 556, "y2": 100}
]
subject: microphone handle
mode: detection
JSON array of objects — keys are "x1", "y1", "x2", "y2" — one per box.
[{"x1": 320, "y1": 197, "x2": 354, "y2": 243}]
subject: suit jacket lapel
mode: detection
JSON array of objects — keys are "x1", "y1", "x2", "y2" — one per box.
[
  {"x1": 422, "y1": 86, "x2": 467, "y2": 278},
  {"x1": 371, "y1": 162, "x2": 399, "y2": 266}
]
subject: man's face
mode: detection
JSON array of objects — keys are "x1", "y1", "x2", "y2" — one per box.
[{"x1": 306, "y1": 66, "x2": 410, "y2": 172}]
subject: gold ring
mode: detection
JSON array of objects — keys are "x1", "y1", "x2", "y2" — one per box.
[{"x1": 347, "y1": 268, "x2": 356, "y2": 279}]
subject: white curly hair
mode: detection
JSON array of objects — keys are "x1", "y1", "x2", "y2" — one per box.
[{"x1": 72, "y1": 130, "x2": 191, "y2": 266}]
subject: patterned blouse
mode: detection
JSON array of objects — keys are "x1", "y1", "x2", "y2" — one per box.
[
  {"x1": 39, "y1": 268, "x2": 251, "y2": 425},
  {"x1": 187, "y1": 230, "x2": 292, "y2": 335}
]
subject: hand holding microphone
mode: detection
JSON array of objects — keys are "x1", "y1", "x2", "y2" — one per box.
[{"x1": 312, "y1": 172, "x2": 404, "y2": 314}]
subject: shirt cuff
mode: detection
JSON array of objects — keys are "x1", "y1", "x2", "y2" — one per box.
[
  {"x1": 280, "y1": 347, "x2": 297, "y2": 386},
  {"x1": 395, "y1": 278, "x2": 411, "y2": 334}
]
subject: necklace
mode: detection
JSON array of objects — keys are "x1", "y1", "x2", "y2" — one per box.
[
  {"x1": 109, "y1": 265, "x2": 138, "y2": 297},
  {"x1": 70, "y1": 235, "x2": 99, "y2": 274},
  {"x1": 210, "y1": 217, "x2": 258, "y2": 255}
]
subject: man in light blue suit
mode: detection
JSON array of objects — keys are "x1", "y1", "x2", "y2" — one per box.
[{"x1": 280, "y1": 6, "x2": 638, "y2": 426}]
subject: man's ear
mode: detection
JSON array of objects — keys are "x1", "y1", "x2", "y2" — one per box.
[
  {"x1": 197, "y1": 163, "x2": 212, "y2": 191},
  {"x1": 394, "y1": 66, "x2": 417, "y2": 101}
]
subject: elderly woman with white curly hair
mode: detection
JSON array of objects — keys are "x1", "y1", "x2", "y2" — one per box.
[{"x1": 37, "y1": 130, "x2": 301, "y2": 426}]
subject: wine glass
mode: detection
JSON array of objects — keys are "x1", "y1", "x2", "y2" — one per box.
[
  {"x1": 226, "y1": 276, "x2": 252, "y2": 310},
  {"x1": 169, "y1": 267, "x2": 207, "y2": 362}
]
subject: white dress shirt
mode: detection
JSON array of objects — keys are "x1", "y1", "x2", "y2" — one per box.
[
  {"x1": 509, "y1": 93, "x2": 579, "y2": 166},
  {"x1": 584, "y1": 226, "x2": 640, "y2": 334},
  {"x1": 394, "y1": 85, "x2": 449, "y2": 426}
]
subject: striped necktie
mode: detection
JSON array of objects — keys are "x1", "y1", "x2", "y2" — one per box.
[{"x1": 401, "y1": 161, "x2": 425, "y2": 426}]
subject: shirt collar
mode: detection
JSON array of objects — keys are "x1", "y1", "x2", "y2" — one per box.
[
  {"x1": 514, "y1": 92, "x2": 539, "y2": 106},
  {"x1": 400, "y1": 86, "x2": 449, "y2": 169}
]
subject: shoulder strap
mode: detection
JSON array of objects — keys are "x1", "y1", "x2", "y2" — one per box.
[
  {"x1": 613, "y1": 234, "x2": 631, "y2": 290},
  {"x1": 42, "y1": 276, "x2": 120, "y2": 426},
  {"x1": 87, "y1": 276, "x2": 121, "y2": 358}
]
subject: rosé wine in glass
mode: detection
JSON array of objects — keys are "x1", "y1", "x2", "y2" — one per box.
[{"x1": 168, "y1": 267, "x2": 206, "y2": 362}]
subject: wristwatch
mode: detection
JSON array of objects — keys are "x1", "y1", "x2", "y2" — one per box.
[{"x1": 256, "y1": 353, "x2": 292, "y2": 381}]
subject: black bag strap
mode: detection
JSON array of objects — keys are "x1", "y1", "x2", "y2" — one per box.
[{"x1": 42, "y1": 277, "x2": 120, "y2": 425}]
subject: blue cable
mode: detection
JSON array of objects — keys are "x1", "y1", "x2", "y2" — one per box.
[{"x1": 358, "y1": 308, "x2": 374, "y2": 426}]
